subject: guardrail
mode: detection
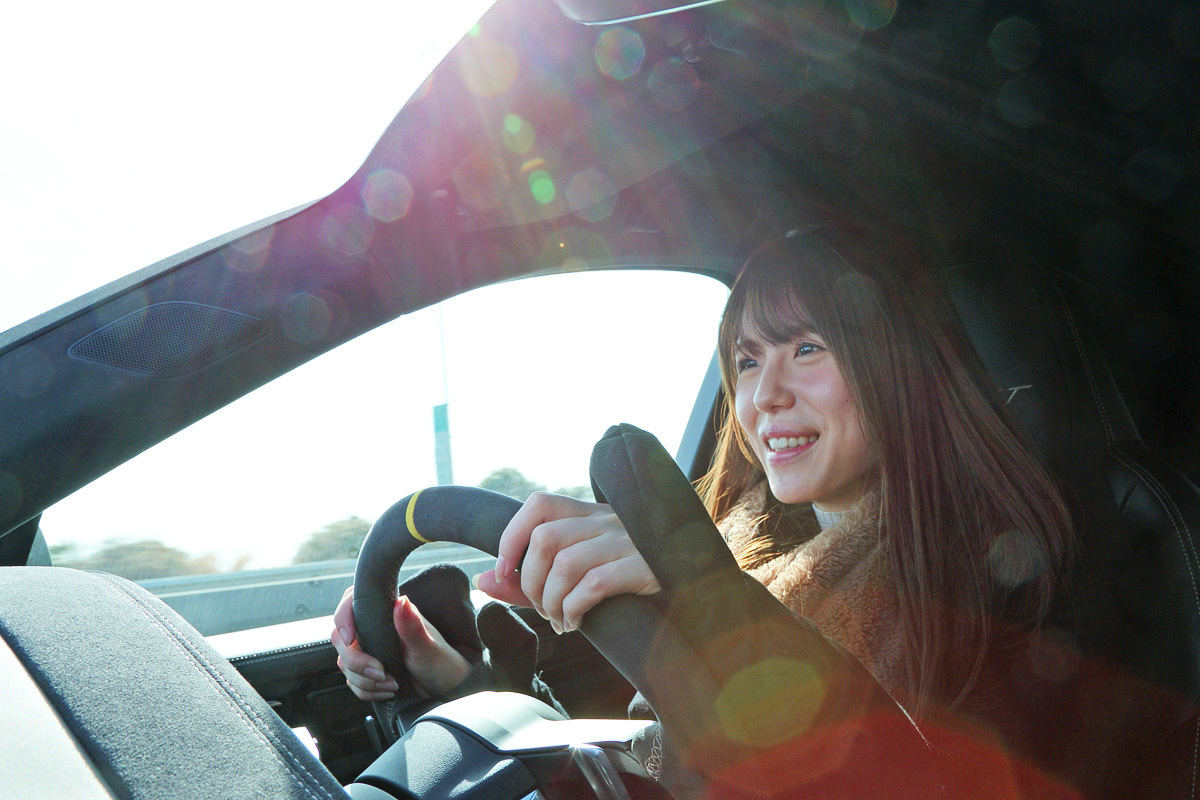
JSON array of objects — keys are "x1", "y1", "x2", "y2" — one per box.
[{"x1": 138, "y1": 543, "x2": 492, "y2": 636}]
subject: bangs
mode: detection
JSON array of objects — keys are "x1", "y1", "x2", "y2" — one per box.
[
  {"x1": 719, "y1": 233, "x2": 839, "y2": 375},
  {"x1": 734, "y1": 274, "x2": 816, "y2": 348}
]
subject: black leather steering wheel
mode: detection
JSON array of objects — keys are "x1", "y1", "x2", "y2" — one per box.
[{"x1": 353, "y1": 424, "x2": 934, "y2": 798}]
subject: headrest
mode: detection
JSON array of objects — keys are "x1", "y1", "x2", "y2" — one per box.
[{"x1": 945, "y1": 262, "x2": 1139, "y2": 477}]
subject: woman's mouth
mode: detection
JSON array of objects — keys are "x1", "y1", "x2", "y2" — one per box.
[
  {"x1": 766, "y1": 434, "x2": 818, "y2": 452},
  {"x1": 763, "y1": 432, "x2": 820, "y2": 463}
]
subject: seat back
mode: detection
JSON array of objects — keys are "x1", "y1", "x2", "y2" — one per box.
[
  {"x1": 0, "y1": 567, "x2": 350, "y2": 800},
  {"x1": 948, "y1": 262, "x2": 1200, "y2": 797}
]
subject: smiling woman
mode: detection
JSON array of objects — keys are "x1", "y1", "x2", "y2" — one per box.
[{"x1": 2, "y1": 0, "x2": 1197, "y2": 795}]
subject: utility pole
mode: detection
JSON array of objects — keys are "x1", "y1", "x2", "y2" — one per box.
[{"x1": 433, "y1": 309, "x2": 453, "y2": 485}]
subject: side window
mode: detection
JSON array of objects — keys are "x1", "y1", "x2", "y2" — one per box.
[{"x1": 41, "y1": 270, "x2": 728, "y2": 635}]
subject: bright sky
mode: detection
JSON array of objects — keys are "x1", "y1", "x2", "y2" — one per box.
[{"x1": 2, "y1": 0, "x2": 730, "y2": 568}]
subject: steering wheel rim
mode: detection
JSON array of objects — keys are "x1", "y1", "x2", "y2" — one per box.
[{"x1": 353, "y1": 423, "x2": 932, "y2": 797}]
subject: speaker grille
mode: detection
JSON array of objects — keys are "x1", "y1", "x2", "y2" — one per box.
[{"x1": 69, "y1": 302, "x2": 266, "y2": 377}]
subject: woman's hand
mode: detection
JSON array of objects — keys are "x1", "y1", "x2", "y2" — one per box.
[
  {"x1": 331, "y1": 586, "x2": 472, "y2": 700},
  {"x1": 476, "y1": 492, "x2": 661, "y2": 634}
]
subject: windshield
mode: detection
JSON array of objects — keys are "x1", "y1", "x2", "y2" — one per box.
[
  {"x1": 41, "y1": 269, "x2": 728, "y2": 634},
  {"x1": 0, "y1": 0, "x2": 494, "y2": 333}
]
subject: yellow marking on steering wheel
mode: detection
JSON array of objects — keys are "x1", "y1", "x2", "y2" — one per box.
[{"x1": 405, "y1": 491, "x2": 431, "y2": 544}]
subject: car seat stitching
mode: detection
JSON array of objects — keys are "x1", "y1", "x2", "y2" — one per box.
[
  {"x1": 95, "y1": 574, "x2": 338, "y2": 800},
  {"x1": 1061, "y1": 298, "x2": 1113, "y2": 446},
  {"x1": 1111, "y1": 448, "x2": 1200, "y2": 617},
  {"x1": 1110, "y1": 449, "x2": 1200, "y2": 797},
  {"x1": 101, "y1": 574, "x2": 339, "y2": 800},
  {"x1": 1192, "y1": 715, "x2": 1198, "y2": 800}
]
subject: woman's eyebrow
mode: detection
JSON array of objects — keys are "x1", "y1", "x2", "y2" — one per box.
[
  {"x1": 733, "y1": 336, "x2": 762, "y2": 355},
  {"x1": 739, "y1": 322, "x2": 820, "y2": 349},
  {"x1": 790, "y1": 322, "x2": 819, "y2": 339}
]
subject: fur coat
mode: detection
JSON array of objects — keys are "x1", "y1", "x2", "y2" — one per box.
[{"x1": 716, "y1": 482, "x2": 908, "y2": 702}]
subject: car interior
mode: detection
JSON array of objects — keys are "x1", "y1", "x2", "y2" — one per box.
[{"x1": 1, "y1": 0, "x2": 1198, "y2": 797}]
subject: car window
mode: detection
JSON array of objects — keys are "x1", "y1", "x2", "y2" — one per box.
[{"x1": 41, "y1": 269, "x2": 728, "y2": 635}]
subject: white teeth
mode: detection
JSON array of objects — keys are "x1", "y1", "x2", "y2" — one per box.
[{"x1": 767, "y1": 435, "x2": 818, "y2": 451}]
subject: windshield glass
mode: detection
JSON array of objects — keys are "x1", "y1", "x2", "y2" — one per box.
[
  {"x1": 42, "y1": 269, "x2": 728, "y2": 634},
  {"x1": 1, "y1": 0, "x2": 494, "y2": 333}
]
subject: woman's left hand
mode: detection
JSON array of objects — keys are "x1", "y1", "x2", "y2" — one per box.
[{"x1": 475, "y1": 492, "x2": 661, "y2": 634}]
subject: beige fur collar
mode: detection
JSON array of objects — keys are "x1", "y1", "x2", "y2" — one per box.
[{"x1": 717, "y1": 483, "x2": 907, "y2": 699}]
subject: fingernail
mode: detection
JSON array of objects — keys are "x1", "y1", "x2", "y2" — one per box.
[
  {"x1": 384, "y1": 680, "x2": 399, "y2": 691},
  {"x1": 470, "y1": 572, "x2": 481, "y2": 589},
  {"x1": 562, "y1": 618, "x2": 575, "y2": 633},
  {"x1": 365, "y1": 667, "x2": 385, "y2": 681},
  {"x1": 496, "y1": 554, "x2": 508, "y2": 579},
  {"x1": 549, "y1": 619, "x2": 563, "y2": 635},
  {"x1": 338, "y1": 627, "x2": 352, "y2": 645}
]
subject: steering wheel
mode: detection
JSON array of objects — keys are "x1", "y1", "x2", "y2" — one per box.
[{"x1": 352, "y1": 424, "x2": 934, "y2": 799}]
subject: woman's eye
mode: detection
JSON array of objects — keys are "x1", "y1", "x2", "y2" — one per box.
[
  {"x1": 735, "y1": 356, "x2": 758, "y2": 373},
  {"x1": 794, "y1": 341, "x2": 823, "y2": 358}
]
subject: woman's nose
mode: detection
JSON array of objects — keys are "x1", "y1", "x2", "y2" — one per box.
[{"x1": 753, "y1": 358, "x2": 794, "y2": 412}]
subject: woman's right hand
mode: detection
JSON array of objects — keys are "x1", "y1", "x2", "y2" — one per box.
[
  {"x1": 331, "y1": 586, "x2": 471, "y2": 700},
  {"x1": 475, "y1": 491, "x2": 661, "y2": 634}
]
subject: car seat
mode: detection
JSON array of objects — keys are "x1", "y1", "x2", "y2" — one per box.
[{"x1": 947, "y1": 261, "x2": 1200, "y2": 798}]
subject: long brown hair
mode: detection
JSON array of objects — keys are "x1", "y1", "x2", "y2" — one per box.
[{"x1": 696, "y1": 222, "x2": 1073, "y2": 718}]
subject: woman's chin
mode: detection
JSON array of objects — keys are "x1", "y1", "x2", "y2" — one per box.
[{"x1": 765, "y1": 480, "x2": 814, "y2": 506}]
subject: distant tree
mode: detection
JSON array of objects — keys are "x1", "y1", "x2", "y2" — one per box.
[
  {"x1": 59, "y1": 539, "x2": 219, "y2": 580},
  {"x1": 478, "y1": 468, "x2": 545, "y2": 501},
  {"x1": 292, "y1": 516, "x2": 372, "y2": 564},
  {"x1": 551, "y1": 485, "x2": 594, "y2": 502},
  {"x1": 48, "y1": 541, "x2": 84, "y2": 565}
]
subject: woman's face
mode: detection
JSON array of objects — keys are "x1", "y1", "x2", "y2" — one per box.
[{"x1": 733, "y1": 322, "x2": 876, "y2": 511}]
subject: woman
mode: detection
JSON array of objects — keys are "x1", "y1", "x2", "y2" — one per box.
[{"x1": 332, "y1": 221, "x2": 1072, "y2": 747}]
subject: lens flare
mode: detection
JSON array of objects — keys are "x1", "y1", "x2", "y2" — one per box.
[
  {"x1": 321, "y1": 205, "x2": 373, "y2": 256},
  {"x1": 567, "y1": 168, "x2": 618, "y2": 222},
  {"x1": 528, "y1": 170, "x2": 556, "y2": 204},
  {"x1": 453, "y1": 151, "x2": 512, "y2": 211},
  {"x1": 460, "y1": 38, "x2": 519, "y2": 97},
  {"x1": 225, "y1": 228, "x2": 275, "y2": 273},
  {"x1": 1026, "y1": 628, "x2": 1082, "y2": 684},
  {"x1": 410, "y1": 74, "x2": 435, "y2": 103},
  {"x1": 715, "y1": 658, "x2": 826, "y2": 745},
  {"x1": 281, "y1": 292, "x2": 332, "y2": 345},
  {"x1": 989, "y1": 17, "x2": 1041, "y2": 71},
  {"x1": 845, "y1": 0, "x2": 897, "y2": 31},
  {"x1": 987, "y1": 531, "x2": 1047, "y2": 587},
  {"x1": 595, "y1": 27, "x2": 645, "y2": 80},
  {"x1": 464, "y1": 244, "x2": 517, "y2": 284},
  {"x1": 502, "y1": 113, "x2": 536, "y2": 154},
  {"x1": 648, "y1": 57, "x2": 700, "y2": 111},
  {"x1": 789, "y1": 2, "x2": 863, "y2": 61},
  {"x1": 997, "y1": 75, "x2": 1048, "y2": 128},
  {"x1": 362, "y1": 169, "x2": 414, "y2": 223},
  {"x1": 538, "y1": 227, "x2": 610, "y2": 270}
]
